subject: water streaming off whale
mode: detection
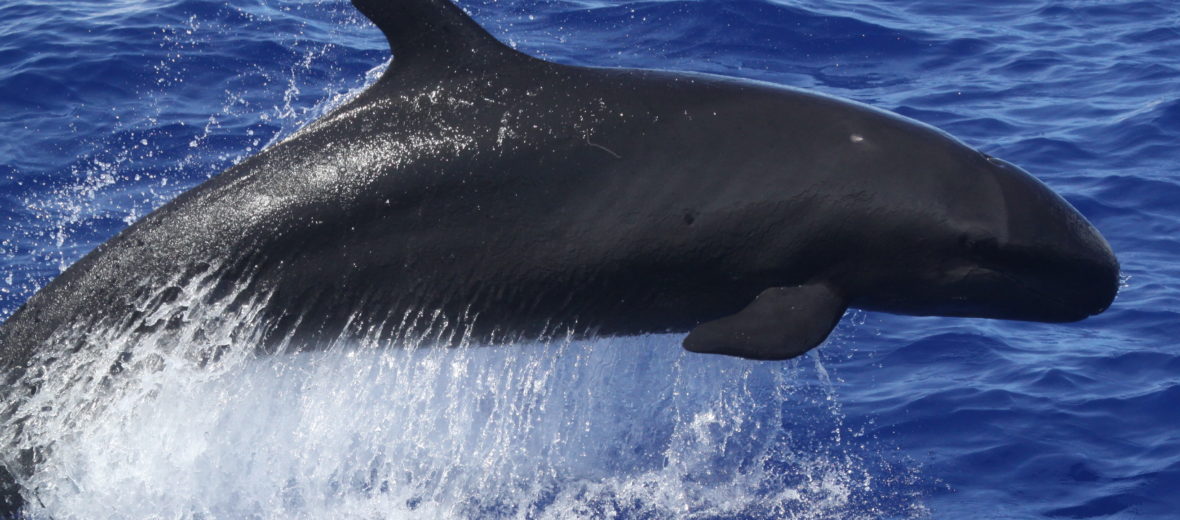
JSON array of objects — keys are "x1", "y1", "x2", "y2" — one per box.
[{"x1": 2, "y1": 277, "x2": 921, "y2": 518}]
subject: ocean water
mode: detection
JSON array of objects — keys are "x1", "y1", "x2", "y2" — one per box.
[{"x1": 0, "y1": 0, "x2": 1177, "y2": 518}]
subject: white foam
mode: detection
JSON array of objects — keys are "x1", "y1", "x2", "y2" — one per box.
[{"x1": 8, "y1": 327, "x2": 898, "y2": 519}]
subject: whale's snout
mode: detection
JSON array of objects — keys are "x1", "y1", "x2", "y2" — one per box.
[
  {"x1": 1060, "y1": 220, "x2": 1119, "y2": 319},
  {"x1": 1090, "y1": 255, "x2": 1120, "y2": 316},
  {"x1": 991, "y1": 159, "x2": 1120, "y2": 322},
  {"x1": 1044, "y1": 226, "x2": 1119, "y2": 321}
]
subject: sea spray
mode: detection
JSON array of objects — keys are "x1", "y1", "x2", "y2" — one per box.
[{"x1": 5, "y1": 308, "x2": 921, "y2": 518}]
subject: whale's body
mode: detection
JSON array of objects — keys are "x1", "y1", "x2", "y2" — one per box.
[
  {"x1": 0, "y1": 0, "x2": 1118, "y2": 512},
  {"x1": 0, "y1": 0, "x2": 1118, "y2": 366}
]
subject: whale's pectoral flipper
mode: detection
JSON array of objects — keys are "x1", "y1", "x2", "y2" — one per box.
[{"x1": 683, "y1": 284, "x2": 846, "y2": 360}]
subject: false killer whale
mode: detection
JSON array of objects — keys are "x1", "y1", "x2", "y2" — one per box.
[
  {"x1": 0, "y1": 0, "x2": 1123, "y2": 511},
  {"x1": 0, "y1": 0, "x2": 1118, "y2": 366}
]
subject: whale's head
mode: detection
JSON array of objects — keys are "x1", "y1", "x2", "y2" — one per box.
[
  {"x1": 849, "y1": 132, "x2": 1119, "y2": 323},
  {"x1": 944, "y1": 154, "x2": 1119, "y2": 321}
]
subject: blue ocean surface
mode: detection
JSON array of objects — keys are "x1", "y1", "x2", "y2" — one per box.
[{"x1": 0, "y1": 0, "x2": 1177, "y2": 518}]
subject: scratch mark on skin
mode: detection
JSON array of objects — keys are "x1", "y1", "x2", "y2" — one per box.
[{"x1": 586, "y1": 137, "x2": 621, "y2": 159}]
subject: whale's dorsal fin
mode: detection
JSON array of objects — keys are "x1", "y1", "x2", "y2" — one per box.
[{"x1": 352, "y1": 0, "x2": 527, "y2": 72}]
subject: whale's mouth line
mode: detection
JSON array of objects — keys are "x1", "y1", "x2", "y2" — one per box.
[
  {"x1": 951, "y1": 263, "x2": 1097, "y2": 321},
  {"x1": 994, "y1": 268, "x2": 1101, "y2": 320}
]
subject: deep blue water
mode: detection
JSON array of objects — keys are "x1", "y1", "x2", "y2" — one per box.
[{"x1": 1, "y1": 0, "x2": 1178, "y2": 518}]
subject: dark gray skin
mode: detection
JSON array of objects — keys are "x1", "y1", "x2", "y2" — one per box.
[
  {"x1": 0, "y1": 0, "x2": 1119, "y2": 369},
  {"x1": 0, "y1": 0, "x2": 1125, "y2": 511}
]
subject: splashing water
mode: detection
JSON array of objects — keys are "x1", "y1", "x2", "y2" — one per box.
[
  {"x1": 6, "y1": 306, "x2": 922, "y2": 519},
  {"x1": 0, "y1": 245, "x2": 923, "y2": 519}
]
